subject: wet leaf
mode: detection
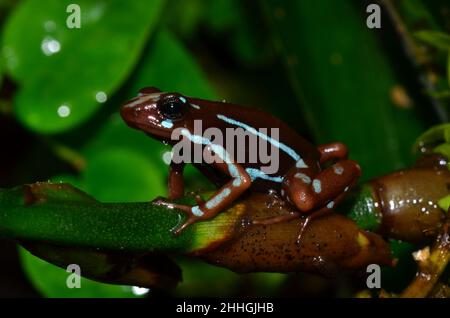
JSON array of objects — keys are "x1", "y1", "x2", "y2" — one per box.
[{"x1": 2, "y1": 0, "x2": 164, "y2": 133}]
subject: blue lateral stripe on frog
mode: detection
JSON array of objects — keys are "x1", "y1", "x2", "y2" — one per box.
[
  {"x1": 216, "y1": 114, "x2": 308, "y2": 168},
  {"x1": 181, "y1": 128, "x2": 283, "y2": 183},
  {"x1": 245, "y1": 168, "x2": 283, "y2": 183},
  {"x1": 205, "y1": 187, "x2": 232, "y2": 209}
]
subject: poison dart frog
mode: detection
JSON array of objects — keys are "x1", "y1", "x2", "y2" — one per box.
[{"x1": 121, "y1": 87, "x2": 361, "y2": 241}]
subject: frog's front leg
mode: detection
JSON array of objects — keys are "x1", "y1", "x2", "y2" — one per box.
[{"x1": 164, "y1": 145, "x2": 252, "y2": 235}]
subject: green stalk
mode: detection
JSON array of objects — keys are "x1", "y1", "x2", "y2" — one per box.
[{"x1": 0, "y1": 183, "x2": 242, "y2": 254}]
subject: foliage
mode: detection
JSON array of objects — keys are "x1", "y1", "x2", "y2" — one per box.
[{"x1": 0, "y1": 0, "x2": 449, "y2": 297}]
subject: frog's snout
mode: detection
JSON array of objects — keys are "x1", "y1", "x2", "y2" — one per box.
[{"x1": 120, "y1": 101, "x2": 141, "y2": 128}]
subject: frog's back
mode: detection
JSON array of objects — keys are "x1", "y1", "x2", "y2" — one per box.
[{"x1": 190, "y1": 98, "x2": 320, "y2": 192}]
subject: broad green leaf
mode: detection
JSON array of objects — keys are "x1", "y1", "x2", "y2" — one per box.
[
  {"x1": 83, "y1": 148, "x2": 166, "y2": 202},
  {"x1": 125, "y1": 29, "x2": 216, "y2": 99},
  {"x1": 263, "y1": 0, "x2": 426, "y2": 179},
  {"x1": 2, "y1": 0, "x2": 164, "y2": 133},
  {"x1": 415, "y1": 30, "x2": 450, "y2": 50},
  {"x1": 82, "y1": 114, "x2": 170, "y2": 167},
  {"x1": 20, "y1": 248, "x2": 142, "y2": 298}
]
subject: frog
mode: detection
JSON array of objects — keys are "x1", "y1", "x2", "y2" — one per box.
[{"x1": 120, "y1": 87, "x2": 361, "y2": 241}]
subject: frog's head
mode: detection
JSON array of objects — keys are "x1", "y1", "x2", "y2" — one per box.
[{"x1": 121, "y1": 87, "x2": 191, "y2": 141}]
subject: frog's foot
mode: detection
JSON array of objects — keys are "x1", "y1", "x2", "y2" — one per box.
[
  {"x1": 295, "y1": 188, "x2": 351, "y2": 245},
  {"x1": 154, "y1": 198, "x2": 205, "y2": 235},
  {"x1": 172, "y1": 204, "x2": 208, "y2": 235},
  {"x1": 172, "y1": 214, "x2": 201, "y2": 235},
  {"x1": 295, "y1": 207, "x2": 332, "y2": 245}
]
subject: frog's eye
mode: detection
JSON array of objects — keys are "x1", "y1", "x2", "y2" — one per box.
[{"x1": 158, "y1": 95, "x2": 187, "y2": 120}]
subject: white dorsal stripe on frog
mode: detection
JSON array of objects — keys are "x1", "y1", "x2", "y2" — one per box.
[
  {"x1": 216, "y1": 114, "x2": 308, "y2": 168},
  {"x1": 245, "y1": 168, "x2": 283, "y2": 183}
]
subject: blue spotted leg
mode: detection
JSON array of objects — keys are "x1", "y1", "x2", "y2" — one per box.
[
  {"x1": 281, "y1": 143, "x2": 361, "y2": 243},
  {"x1": 253, "y1": 143, "x2": 360, "y2": 243}
]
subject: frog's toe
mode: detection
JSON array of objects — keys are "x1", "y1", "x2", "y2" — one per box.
[
  {"x1": 153, "y1": 199, "x2": 193, "y2": 213},
  {"x1": 172, "y1": 216, "x2": 200, "y2": 235}
]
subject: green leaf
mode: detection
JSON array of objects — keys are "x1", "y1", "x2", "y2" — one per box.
[
  {"x1": 82, "y1": 148, "x2": 166, "y2": 202},
  {"x1": 2, "y1": 0, "x2": 164, "y2": 133},
  {"x1": 82, "y1": 114, "x2": 170, "y2": 166},
  {"x1": 438, "y1": 195, "x2": 450, "y2": 212},
  {"x1": 414, "y1": 30, "x2": 450, "y2": 50},
  {"x1": 433, "y1": 143, "x2": 450, "y2": 160},
  {"x1": 413, "y1": 123, "x2": 450, "y2": 152},
  {"x1": 125, "y1": 29, "x2": 216, "y2": 99},
  {"x1": 19, "y1": 248, "x2": 142, "y2": 298},
  {"x1": 263, "y1": 0, "x2": 426, "y2": 179}
]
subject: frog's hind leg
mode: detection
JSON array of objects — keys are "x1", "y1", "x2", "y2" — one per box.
[
  {"x1": 282, "y1": 160, "x2": 360, "y2": 211},
  {"x1": 282, "y1": 144, "x2": 360, "y2": 244},
  {"x1": 253, "y1": 143, "x2": 360, "y2": 243},
  {"x1": 294, "y1": 186, "x2": 355, "y2": 244}
]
